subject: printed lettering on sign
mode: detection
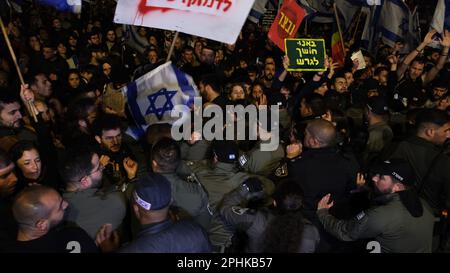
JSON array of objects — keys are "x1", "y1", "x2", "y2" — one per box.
[
  {"x1": 285, "y1": 38, "x2": 327, "y2": 72},
  {"x1": 146, "y1": 0, "x2": 233, "y2": 15}
]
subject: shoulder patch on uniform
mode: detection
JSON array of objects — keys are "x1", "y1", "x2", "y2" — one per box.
[
  {"x1": 232, "y1": 206, "x2": 249, "y2": 215},
  {"x1": 239, "y1": 155, "x2": 248, "y2": 167},
  {"x1": 355, "y1": 211, "x2": 366, "y2": 221}
]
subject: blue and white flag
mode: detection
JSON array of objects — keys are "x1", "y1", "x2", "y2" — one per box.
[
  {"x1": 123, "y1": 62, "x2": 199, "y2": 136},
  {"x1": 378, "y1": 0, "x2": 419, "y2": 51},
  {"x1": 361, "y1": 5, "x2": 377, "y2": 51},
  {"x1": 248, "y1": 0, "x2": 268, "y2": 24},
  {"x1": 38, "y1": 0, "x2": 82, "y2": 13},
  {"x1": 431, "y1": 0, "x2": 450, "y2": 34}
]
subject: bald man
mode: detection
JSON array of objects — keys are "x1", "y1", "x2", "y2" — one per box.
[
  {"x1": 1, "y1": 185, "x2": 99, "y2": 253},
  {"x1": 288, "y1": 119, "x2": 357, "y2": 252}
]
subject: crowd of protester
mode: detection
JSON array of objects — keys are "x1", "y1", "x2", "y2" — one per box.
[{"x1": 0, "y1": 1, "x2": 450, "y2": 253}]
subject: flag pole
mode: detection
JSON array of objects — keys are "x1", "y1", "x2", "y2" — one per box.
[
  {"x1": 333, "y1": 3, "x2": 346, "y2": 58},
  {"x1": 166, "y1": 31, "x2": 179, "y2": 63},
  {"x1": 352, "y1": 10, "x2": 363, "y2": 42},
  {"x1": 0, "y1": 16, "x2": 38, "y2": 122}
]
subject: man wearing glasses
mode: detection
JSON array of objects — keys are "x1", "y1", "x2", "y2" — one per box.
[
  {"x1": 92, "y1": 114, "x2": 139, "y2": 192},
  {"x1": 61, "y1": 148, "x2": 127, "y2": 240}
]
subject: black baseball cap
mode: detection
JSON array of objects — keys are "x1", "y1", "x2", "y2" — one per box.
[
  {"x1": 372, "y1": 158, "x2": 416, "y2": 186},
  {"x1": 133, "y1": 173, "x2": 172, "y2": 211}
]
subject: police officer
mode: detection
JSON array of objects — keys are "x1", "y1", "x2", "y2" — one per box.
[
  {"x1": 190, "y1": 140, "x2": 274, "y2": 252},
  {"x1": 239, "y1": 107, "x2": 285, "y2": 177},
  {"x1": 316, "y1": 159, "x2": 435, "y2": 253},
  {"x1": 219, "y1": 178, "x2": 320, "y2": 253},
  {"x1": 151, "y1": 138, "x2": 211, "y2": 229},
  {"x1": 192, "y1": 140, "x2": 274, "y2": 209}
]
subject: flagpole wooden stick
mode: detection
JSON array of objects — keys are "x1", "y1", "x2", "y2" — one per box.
[
  {"x1": 0, "y1": 16, "x2": 38, "y2": 122},
  {"x1": 352, "y1": 10, "x2": 363, "y2": 42},
  {"x1": 166, "y1": 31, "x2": 179, "y2": 63},
  {"x1": 333, "y1": 3, "x2": 346, "y2": 58}
]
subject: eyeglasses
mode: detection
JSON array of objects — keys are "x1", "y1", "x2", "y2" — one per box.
[{"x1": 81, "y1": 164, "x2": 105, "y2": 181}]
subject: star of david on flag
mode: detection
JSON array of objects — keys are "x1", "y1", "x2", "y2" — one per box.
[
  {"x1": 145, "y1": 88, "x2": 177, "y2": 120},
  {"x1": 122, "y1": 62, "x2": 200, "y2": 138}
]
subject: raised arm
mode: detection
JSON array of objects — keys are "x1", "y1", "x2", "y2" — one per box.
[
  {"x1": 424, "y1": 30, "x2": 450, "y2": 85},
  {"x1": 397, "y1": 30, "x2": 437, "y2": 78}
]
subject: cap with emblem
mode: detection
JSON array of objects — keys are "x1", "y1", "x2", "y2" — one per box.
[
  {"x1": 372, "y1": 158, "x2": 416, "y2": 186},
  {"x1": 212, "y1": 140, "x2": 238, "y2": 164},
  {"x1": 133, "y1": 173, "x2": 172, "y2": 211}
]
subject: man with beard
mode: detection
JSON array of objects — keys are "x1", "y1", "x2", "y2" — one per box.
[
  {"x1": 317, "y1": 159, "x2": 435, "y2": 253},
  {"x1": 1, "y1": 185, "x2": 99, "y2": 253},
  {"x1": 0, "y1": 86, "x2": 39, "y2": 152},
  {"x1": 260, "y1": 60, "x2": 276, "y2": 91},
  {"x1": 0, "y1": 150, "x2": 19, "y2": 244},
  {"x1": 425, "y1": 80, "x2": 448, "y2": 109},
  {"x1": 61, "y1": 148, "x2": 126, "y2": 239},
  {"x1": 92, "y1": 114, "x2": 138, "y2": 192}
]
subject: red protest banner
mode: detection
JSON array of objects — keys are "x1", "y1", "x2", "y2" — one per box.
[{"x1": 268, "y1": 0, "x2": 307, "y2": 52}]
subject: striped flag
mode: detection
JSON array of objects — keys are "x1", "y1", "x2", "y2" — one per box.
[
  {"x1": 378, "y1": 0, "x2": 419, "y2": 52},
  {"x1": 248, "y1": 0, "x2": 269, "y2": 24},
  {"x1": 431, "y1": 0, "x2": 450, "y2": 33},
  {"x1": 38, "y1": 0, "x2": 82, "y2": 13},
  {"x1": 122, "y1": 62, "x2": 199, "y2": 136}
]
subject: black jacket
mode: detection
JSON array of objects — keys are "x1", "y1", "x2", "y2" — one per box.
[
  {"x1": 288, "y1": 147, "x2": 357, "y2": 221},
  {"x1": 119, "y1": 218, "x2": 212, "y2": 253},
  {"x1": 392, "y1": 136, "x2": 450, "y2": 212}
]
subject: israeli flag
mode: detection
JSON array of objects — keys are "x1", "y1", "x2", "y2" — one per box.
[
  {"x1": 38, "y1": 0, "x2": 82, "y2": 13},
  {"x1": 378, "y1": 0, "x2": 419, "y2": 51},
  {"x1": 431, "y1": 0, "x2": 450, "y2": 34},
  {"x1": 123, "y1": 62, "x2": 199, "y2": 137},
  {"x1": 248, "y1": 0, "x2": 268, "y2": 24}
]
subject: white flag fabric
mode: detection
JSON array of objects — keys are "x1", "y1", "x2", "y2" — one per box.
[
  {"x1": 248, "y1": 0, "x2": 268, "y2": 24},
  {"x1": 378, "y1": 0, "x2": 419, "y2": 51},
  {"x1": 431, "y1": 0, "x2": 450, "y2": 34},
  {"x1": 123, "y1": 62, "x2": 199, "y2": 135},
  {"x1": 114, "y1": 0, "x2": 255, "y2": 44}
]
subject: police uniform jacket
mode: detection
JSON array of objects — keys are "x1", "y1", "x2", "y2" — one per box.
[
  {"x1": 220, "y1": 187, "x2": 320, "y2": 253},
  {"x1": 317, "y1": 193, "x2": 434, "y2": 253}
]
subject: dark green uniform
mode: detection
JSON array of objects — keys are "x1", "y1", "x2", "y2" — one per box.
[
  {"x1": 240, "y1": 140, "x2": 285, "y2": 177},
  {"x1": 317, "y1": 194, "x2": 434, "y2": 253},
  {"x1": 161, "y1": 173, "x2": 212, "y2": 229}
]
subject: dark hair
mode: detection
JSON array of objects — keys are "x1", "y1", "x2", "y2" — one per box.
[
  {"x1": 9, "y1": 141, "x2": 39, "y2": 163},
  {"x1": 0, "y1": 91, "x2": 19, "y2": 113},
  {"x1": 27, "y1": 71, "x2": 46, "y2": 87},
  {"x1": 60, "y1": 149, "x2": 96, "y2": 185},
  {"x1": 0, "y1": 148, "x2": 12, "y2": 169},
  {"x1": 200, "y1": 74, "x2": 221, "y2": 94},
  {"x1": 151, "y1": 137, "x2": 181, "y2": 173},
  {"x1": 183, "y1": 45, "x2": 194, "y2": 53},
  {"x1": 66, "y1": 97, "x2": 97, "y2": 122},
  {"x1": 374, "y1": 66, "x2": 389, "y2": 77},
  {"x1": 411, "y1": 57, "x2": 426, "y2": 66},
  {"x1": 415, "y1": 108, "x2": 450, "y2": 131},
  {"x1": 263, "y1": 180, "x2": 306, "y2": 253},
  {"x1": 303, "y1": 93, "x2": 326, "y2": 117},
  {"x1": 92, "y1": 113, "x2": 123, "y2": 137}
]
